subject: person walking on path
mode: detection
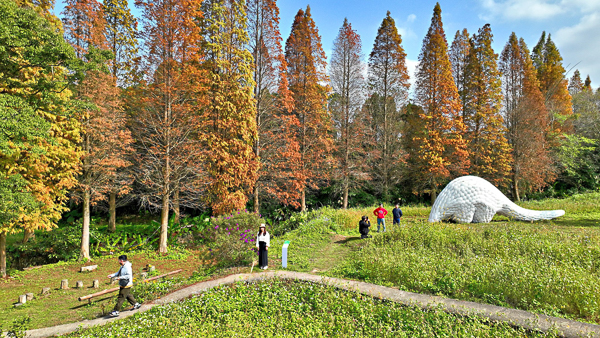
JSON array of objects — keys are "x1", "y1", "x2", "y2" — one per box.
[
  {"x1": 108, "y1": 255, "x2": 140, "y2": 317},
  {"x1": 373, "y1": 204, "x2": 388, "y2": 232},
  {"x1": 359, "y1": 216, "x2": 372, "y2": 239},
  {"x1": 392, "y1": 204, "x2": 403, "y2": 225},
  {"x1": 256, "y1": 224, "x2": 270, "y2": 269}
]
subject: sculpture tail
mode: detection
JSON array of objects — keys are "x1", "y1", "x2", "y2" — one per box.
[{"x1": 498, "y1": 202, "x2": 565, "y2": 221}]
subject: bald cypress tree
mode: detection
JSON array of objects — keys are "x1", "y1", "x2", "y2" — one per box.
[
  {"x1": 462, "y1": 24, "x2": 512, "y2": 187},
  {"x1": 449, "y1": 28, "x2": 470, "y2": 114},
  {"x1": 411, "y1": 3, "x2": 469, "y2": 202},
  {"x1": 532, "y1": 32, "x2": 573, "y2": 140},
  {"x1": 367, "y1": 11, "x2": 409, "y2": 201},
  {"x1": 285, "y1": 6, "x2": 333, "y2": 211},
  {"x1": 500, "y1": 33, "x2": 554, "y2": 200}
]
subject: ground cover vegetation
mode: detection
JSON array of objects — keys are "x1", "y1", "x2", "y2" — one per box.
[{"x1": 66, "y1": 279, "x2": 558, "y2": 338}]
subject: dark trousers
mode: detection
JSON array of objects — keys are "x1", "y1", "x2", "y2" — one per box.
[
  {"x1": 114, "y1": 287, "x2": 136, "y2": 311},
  {"x1": 258, "y1": 241, "x2": 268, "y2": 267},
  {"x1": 393, "y1": 218, "x2": 401, "y2": 225}
]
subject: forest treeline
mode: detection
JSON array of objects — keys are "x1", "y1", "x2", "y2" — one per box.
[{"x1": 1, "y1": 0, "x2": 599, "y2": 271}]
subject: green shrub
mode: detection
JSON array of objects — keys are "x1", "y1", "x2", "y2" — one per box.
[{"x1": 199, "y1": 210, "x2": 263, "y2": 269}]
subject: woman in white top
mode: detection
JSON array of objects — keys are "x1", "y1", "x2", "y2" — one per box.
[{"x1": 256, "y1": 224, "x2": 270, "y2": 269}]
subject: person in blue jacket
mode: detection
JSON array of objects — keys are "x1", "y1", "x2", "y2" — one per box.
[{"x1": 392, "y1": 204, "x2": 403, "y2": 225}]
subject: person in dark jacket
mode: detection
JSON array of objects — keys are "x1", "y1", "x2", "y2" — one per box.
[
  {"x1": 359, "y1": 216, "x2": 372, "y2": 239},
  {"x1": 392, "y1": 204, "x2": 403, "y2": 225}
]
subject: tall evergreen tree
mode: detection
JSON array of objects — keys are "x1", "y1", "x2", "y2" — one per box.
[
  {"x1": 500, "y1": 33, "x2": 554, "y2": 200},
  {"x1": 329, "y1": 18, "x2": 367, "y2": 209},
  {"x1": 134, "y1": 0, "x2": 206, "y2": 252},
  {"x1": 103, "y1": 0, "x2": 138, "y2": 86},
  {"x1": 411, "y1": 3, "x2": 469, "y2": 203},
  {"x1": 285, "y1": 6, "x2": 333, "y2": 211},
  {"x1": 531, "y1": 32, "x2": 573, "y2": 140},
  {"x1": 200, "y1": 0, "x2": 259, "y2": 215},
  {"x1": 246, "y1": 0, "x2": 301, "y2": 213},
  {"x1": 462, "y1": 24, "x2": 512, "y2": 187},
  {"x1": 1, "y1": 0, "x2": 81, "y2": 275},
  {"x1": 449, "y1": 28, "x2": 470, "y2": 114},
  {"x1": 367, "y1": 11, "x2": 409, "y2": 201},
  {"x1": 568, "y1": 69, "x2": 583, "y2": 96},
  {"x1": 102, "y1": 0, "x2": 136, "y2": 232},
  {"x1": 583, "y1": 75, "x2": 592, "y2": 92}
]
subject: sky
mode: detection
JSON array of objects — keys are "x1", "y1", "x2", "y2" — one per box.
[{"x1": 53, "y1": 0, "x2": 600, "y2": 92}]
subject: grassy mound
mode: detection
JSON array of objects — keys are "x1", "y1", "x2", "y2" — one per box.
[{"x1": 67, "y1": 279, "x2": 554, "y2": 337}]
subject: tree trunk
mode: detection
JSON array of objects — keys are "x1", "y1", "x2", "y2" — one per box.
[
  {"x1": 301, "y1": 189, "x2": 306, "y2": 212},
  {"x1": 80, "y1": 190, "x2": 91, "y2": 261},
  {"x1": 108, "y1": 191, "x2": 116, "y2": 233},
  {"x1": 22, "y1": 229, "x2": 35, "y2": 244},
  {"x1": 430, "y1": 185, "x2": 437, "y2": 204},
  {"x1": 173, "y1": 188, "x2": 180, "y2": 225},
  {"x1": 253, "y1": 184, "x2": 259, "y2": 214},
  {"x1": 513, "y1": 174, "x2": 521, "y2": 202},
  {"x1": 0, "y1": 232, "x2": 6, "y2": 278},
  {"x1": 343, "y1": 179, "x2": 348, "y2": 209},
  {"x1": 159, "y1": 193, "x2": 169, "y2": 253}
]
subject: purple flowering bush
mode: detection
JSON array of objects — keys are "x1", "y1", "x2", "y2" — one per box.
[{"x1": 200, "y1": 210, "x2": 264, "y2": 269}]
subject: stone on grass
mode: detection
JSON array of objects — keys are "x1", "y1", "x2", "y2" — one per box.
[
  {"x1": 75, "y1": 281, "x2": 84, "y2": 288},
  {"x1": 41, "y1": 287, "x2": 51, "y2": 295},
  {"x1": 61, "y1": 279, "x2": 69, "y2": 290},
  {"x1": 93, "y1": 280, "x2": 99, "y2": 288},
  {"x1": 19, "y1": 294, "x2": 27, "y2": 304},
  {"x1": 80, "y1": 265, "x2": 98, "y2": 272},
  {"x1": 140, "y1": 272, "x2": 148, "y2": 280},
  {"x1": 26, "y1": 293, "x2": 34, "y2": 301}
]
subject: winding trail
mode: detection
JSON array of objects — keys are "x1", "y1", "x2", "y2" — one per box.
[{"x1": 24, "y1": 270, "x2": 600, "y2": 338}]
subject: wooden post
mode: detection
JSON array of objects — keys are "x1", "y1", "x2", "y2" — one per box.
[
  {"x1": 61, "y1": 279, "x2": 69, "y2": 289},
  {"x1": 41, "y1": 287, "x2": 50, "y2": 295},
  {"x1": 19, "y1": 294, "x2": 27, "y2": 303},
  {"x1": 76, "y1": 281, "x2": 84, "y2": 288},
  {"x1": 26, "y1": 293, "x2": 34, "y2": 301},
  {"x1": 92, "y1": 280, "x2": 99, "y2": 288}
]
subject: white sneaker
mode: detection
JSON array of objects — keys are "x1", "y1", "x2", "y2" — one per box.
[
  {"x1": 109, "y1": 311, "x2": 119, "y2": 317},
  {"x1": 133, "y1": 303, "x2": 141, "y2": 310}
]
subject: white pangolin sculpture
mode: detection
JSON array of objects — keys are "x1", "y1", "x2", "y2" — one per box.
[{"x1": 428, "y1": 176, "x2": 565, "y2": 223}]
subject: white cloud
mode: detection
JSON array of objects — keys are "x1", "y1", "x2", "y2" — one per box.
[
  {"x1": 407, "y1": 14, "x2": 417, "y2": 23},
  {"x1": 555, "y1": 12, "x2": 600, "y2": 87},
  {"x1": 479, "y1": 0, "x2": 565, "y2": 21}
]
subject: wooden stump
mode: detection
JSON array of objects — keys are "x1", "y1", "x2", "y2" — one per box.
[
  {"x1": 75, "y1": 281, "x2": 84, "y2": 288},
  {"x1": 19, "y1": 294, "x2": 27, "y2": 304},
  {"x1": 26, "y1": 293, "x2": 34, "y2": 301},
  {"x1": 41, "y1": 287, "x2": 50, "y2": 295},
  {"x1": 80, "y1": 265, "x2": 98, "y2": 272},
  {"x1": 92, "y1": 280, "x2": 99, "y2": 288},
  {"x1": 140, "y1": 272, "x2": 148, "y2": 280},
  {"x1": 61, "y1": 279, "x2": 69, "y2": 290}
]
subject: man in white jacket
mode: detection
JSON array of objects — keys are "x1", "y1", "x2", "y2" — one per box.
[{"x1": 107, "y1": 255, "x2": 140, "y2": 317}]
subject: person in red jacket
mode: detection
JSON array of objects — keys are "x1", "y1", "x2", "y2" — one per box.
[{"x1": 373, "y1": 204, "x2": 388, "y2": 232}]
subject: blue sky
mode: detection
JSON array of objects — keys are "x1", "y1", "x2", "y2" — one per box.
[{"x1": 53, "y1": 0, "x2": 600, "y2": 91}]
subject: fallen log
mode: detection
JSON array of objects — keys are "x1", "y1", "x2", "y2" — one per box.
[{"x1": 78, "y1": 269, "x2": 183, "y2": 301}]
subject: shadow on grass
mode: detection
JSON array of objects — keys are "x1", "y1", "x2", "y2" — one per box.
[
  {"x1": 70, "y1": 296, "x2": 113, "y2": 310},
  {"x1": 334, "y1": 237, "x2": 362, "y2": 244}
]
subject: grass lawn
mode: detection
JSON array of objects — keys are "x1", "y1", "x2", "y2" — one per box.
[{"x1": 0, "y1": 250, "x2": 203, "y2": 330}]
